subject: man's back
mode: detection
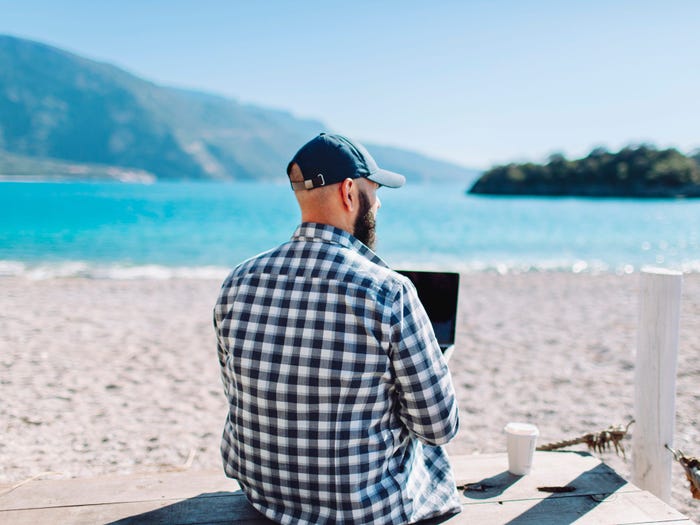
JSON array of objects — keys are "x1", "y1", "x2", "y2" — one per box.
[{"x1": 214, "y1": 223, "x2": 460, "y2": 525}]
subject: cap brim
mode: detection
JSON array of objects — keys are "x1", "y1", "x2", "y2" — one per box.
[{"x1": 367, "y1": 168, "x2": 406, "y2": 188}]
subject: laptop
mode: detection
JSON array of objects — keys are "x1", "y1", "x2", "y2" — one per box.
[{"x1": 397, "y1": 270, "x2": 460, "y2": 361}]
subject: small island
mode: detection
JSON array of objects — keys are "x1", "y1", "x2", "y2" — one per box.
[{"x1": 468, "y1": 145, "x2": 700, "y2": 198}]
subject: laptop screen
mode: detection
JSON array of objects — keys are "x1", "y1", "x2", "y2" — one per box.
[{"x1": 397, "y1": 270, "x2": 460, "y2": 350}]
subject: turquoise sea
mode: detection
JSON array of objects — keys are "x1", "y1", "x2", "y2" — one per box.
[{"x1": 2, "y1": 181, "x2": 700, "y2": 278}]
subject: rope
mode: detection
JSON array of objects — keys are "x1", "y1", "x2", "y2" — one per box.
[
  {"x1": 666, "y1": 445, "x2": 700, "y2": 500},
  {"x1": 536, "y1": 421, "x2": 634, "y2": 459},
  {"x1": 535, "y1": 424, "x2": 700, "y2": 501}
]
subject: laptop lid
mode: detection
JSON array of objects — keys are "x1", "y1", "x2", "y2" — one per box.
[{"x1": 397, "y1": 270, "x2": 460, "y2": 354}]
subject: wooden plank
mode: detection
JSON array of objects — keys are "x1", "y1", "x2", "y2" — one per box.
[
  {"x1": 0, "y1": 470, "x2": 238, "y2": 511},
  {"x1": 633, "y1": 522, "x2": 696, "y2": 525},
  {"x1": 2, "y1": 452, "x2": 606, "y2": 511},
  {"x1": 452, "y1": 451, "x2": 608, "y2": 481},
  {"x1": 2, "y1": 488, "x2": 689, "y2": 525},
  {"x1": 453, "y1": 451, "x2": 637, "y2": 504},
  {"x1": 0, "y1": 453, "x2": 692, "y2": 524},
  {"x1": 447, "y1": 491, "x2": 691, "y2": 524},
  {"x1": 0, "y1": 492, "x2": 273, "y2": 525}
]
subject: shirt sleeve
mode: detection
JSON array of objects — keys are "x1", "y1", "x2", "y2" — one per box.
[
  {"x1": 213, "y1": 308, "x2": 225, "y2": 362},
  {"x1": 389, "y1": 279, "x2": 460, "y2": 446},
  {"x1": 213, "y1": 301, "x2": 232, "y2": 397}
]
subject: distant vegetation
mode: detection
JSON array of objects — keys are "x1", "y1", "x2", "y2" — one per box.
[
  {"x1": 0, "y1": 35, "x2": 478, "y2": 183},
  {"x1": 469, "y1": 145, "x2": 700, "y2": 198}
]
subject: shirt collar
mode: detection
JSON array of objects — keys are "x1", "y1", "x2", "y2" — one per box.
[{"x1": 292, "y1": 222, "x2": 390, "y2": 269}]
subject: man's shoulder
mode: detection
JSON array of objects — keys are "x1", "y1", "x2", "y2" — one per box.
[
  {"x1": 219, "y1": 238, "x2": 410, "y2": 296},
  {"x1": 220, "y1": 245, "x2": 286, "y2": 284},
  {"x1": 333, "y1": 248, "x2": 413, "y2": 300}
]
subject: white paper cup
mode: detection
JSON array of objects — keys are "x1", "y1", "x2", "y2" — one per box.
[{"x1": 504, "y1": 422, "x2": 539, "y2": 475}]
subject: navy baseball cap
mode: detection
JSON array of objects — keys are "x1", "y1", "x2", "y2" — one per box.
[{"x1": 287, "y1": 133, "x2": 406, "y2": 190}]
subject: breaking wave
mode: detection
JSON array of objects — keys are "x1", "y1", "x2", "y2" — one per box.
[{"x1": 2, "y1": 259, "x2": 698, "y2": 280}]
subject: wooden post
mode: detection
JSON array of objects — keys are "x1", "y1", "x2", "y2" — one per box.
[{"x1": 632, "y1": 268, "x2": 682, "y2": 503}]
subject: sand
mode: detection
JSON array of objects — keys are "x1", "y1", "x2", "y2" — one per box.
[{"x1": 1, "y1": 273, "x2": 698, "y2": 520}]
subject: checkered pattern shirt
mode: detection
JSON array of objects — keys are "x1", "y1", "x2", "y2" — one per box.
[{"x1": 214, "y1": 223, "x2": 460, "y2": 524}]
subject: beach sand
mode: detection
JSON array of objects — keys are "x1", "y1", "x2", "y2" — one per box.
[{"x1": 1, "y1": 273, "x2": 698, "y2": 520}]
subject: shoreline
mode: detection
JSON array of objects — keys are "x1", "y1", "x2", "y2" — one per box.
[
  {"x1": 4, "y1": 260, "x2": 700, "y2": 280},
  {"x1": 1, "y1": 273, "x2": 698, "y2": 519}
]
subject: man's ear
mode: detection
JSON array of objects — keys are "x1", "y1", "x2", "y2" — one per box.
[{"x1": 340, "y1": 178, "x2": 355, "y2": 212}]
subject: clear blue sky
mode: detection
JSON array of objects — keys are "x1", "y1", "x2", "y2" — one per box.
[{"x1": 1, "y1": 0, "x2": 698, "y2": 169}]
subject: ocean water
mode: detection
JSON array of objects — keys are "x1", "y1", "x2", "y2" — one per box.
[{"x1": 1, "y1": 181, "x2": 700, "y2": 279}]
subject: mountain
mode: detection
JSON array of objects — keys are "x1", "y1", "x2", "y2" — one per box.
[
  {"x1": 0, "y1": 35, "x2": 479, "y2": 183},
  {"x1": 367, "y1": 144, "x2": 481, "y2": 186}
]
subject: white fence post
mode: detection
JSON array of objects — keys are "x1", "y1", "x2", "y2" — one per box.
[{"x1": 632, "y1": 268, "x2": 682, "y2": 503}]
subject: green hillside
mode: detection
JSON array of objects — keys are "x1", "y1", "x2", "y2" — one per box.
[
  {"x1": 469, "y1": 145, "x2": 700, "y2": 198},
  {"x1": 0, "y1": 35, "x2": 478, "y2": 183}
]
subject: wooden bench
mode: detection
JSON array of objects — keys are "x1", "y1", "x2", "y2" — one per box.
[{"x1": 0, "y1": 451, "x2": 692, "y2": 524}]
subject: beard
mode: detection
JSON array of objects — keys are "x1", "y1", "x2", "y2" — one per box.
[{"x1": 353, "y1": 189, "x2": 377, "y2": 250}]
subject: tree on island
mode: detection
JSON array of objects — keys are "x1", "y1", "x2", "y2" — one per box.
[{"x1": 469, "y1": 144, "x2": 700, "y2": 198}]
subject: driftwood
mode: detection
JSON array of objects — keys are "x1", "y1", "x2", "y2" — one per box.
[
  {"x1": 666, "y1": 445, "x2": 700, "y2": 500},
  {"x1": 536, "y1": 421, "x2": 634, "y2": 459}
]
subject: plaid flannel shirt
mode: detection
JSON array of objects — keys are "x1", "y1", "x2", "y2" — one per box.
[{"x1": 214, "y1": 223, "x2": 460, "y2": 524}]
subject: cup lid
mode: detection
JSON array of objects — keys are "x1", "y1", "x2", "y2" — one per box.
[{"x1": 504, "y1": 422, "x2": 539, "y2": 436}]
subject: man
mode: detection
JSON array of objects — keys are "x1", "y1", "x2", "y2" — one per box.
[{"x1": 214, "y1": 133, "x2": 460, "y2": 524}]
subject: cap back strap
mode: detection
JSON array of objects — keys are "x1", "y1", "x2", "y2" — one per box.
[{"x1": 290, "y1": 173, "x2": 325, "y2": 190}]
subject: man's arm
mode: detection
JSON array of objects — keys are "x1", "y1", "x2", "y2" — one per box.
[
  {"x1": 389, "y1": 281, "x2": 459, "y2": 446},
  {"x1": 213, "y1": 304, "x2": 232, "y2": 396},
  {"x1": 213, "y1": 310, "x2": 225, "y2": 364}
]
